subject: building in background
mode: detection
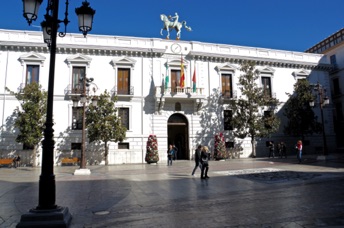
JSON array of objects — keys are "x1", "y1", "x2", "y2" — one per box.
[
  {"x1": 306, "y1": 28, "x2": 344, "y2": 151},
  {"x1": 0, "y1": 29, "x2": 336, "y2": 165}
]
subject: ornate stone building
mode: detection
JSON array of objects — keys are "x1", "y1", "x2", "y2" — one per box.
[{"x1": 0, "y1": 29, "x2": 336, "y2": 165}]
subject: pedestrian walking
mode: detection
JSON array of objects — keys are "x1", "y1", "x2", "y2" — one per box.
[
  {"x1": 200, "y1": 146, "x2": 210, "y2": 179},
  {"x1": 277, "y1": 142, "x2": 282, "y2": 158},
  {"x1": 167, "y1": 144, "x2": 174, "y2": 166},
  {"x1": 16, "y1": 155, "x2": 21, "y2": 167},
  {"x1": 296, "y1": 140, "x2": 302, "y2": 163},
  {"x1": 191, "y1": 145, "x2": 202, "y2": 176},
  {"x1": 12, "y1": 156, "x2": 17, "y2": 168},
  {"x1": 268, "y1": 141, "x2": 275, "y2": 158}
]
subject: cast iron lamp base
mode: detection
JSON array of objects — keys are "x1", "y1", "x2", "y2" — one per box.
[{"x1": 17, "y1": 206, "x2": 72, "y2": 227}]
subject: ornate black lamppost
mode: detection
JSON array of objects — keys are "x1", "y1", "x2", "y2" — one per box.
[
  {"x1": 309, "y1": 82, "x2": 330, "y2": 157},
  {"x1": 18, "y1": 0, "x2": 95, "y2": 227},
  {"x1": 73, "y1": 76, "x2": 98, "y2": 175}
]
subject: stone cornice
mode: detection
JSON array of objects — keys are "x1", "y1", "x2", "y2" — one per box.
[
  {"x1": 0, "y1": 29, "x2": 331, "y2": 71},
  {"x1": 0, "y1": 41, "x2": 166, "y2": 57},
  {"x1": 189, "y1": 51, "x2": 332, "y2": 71}
]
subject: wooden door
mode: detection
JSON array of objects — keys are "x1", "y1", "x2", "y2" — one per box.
[{"x1": 117, "y1": 68, "x2": 130, "y2": 94}]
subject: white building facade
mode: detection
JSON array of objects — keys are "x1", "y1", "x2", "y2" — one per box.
[
  {"x1": 306, "y1": 28, "x2": 344, "y2": 151},
  {"x1": 0, "y1": 29, "x2": 336, "y2": 166}
]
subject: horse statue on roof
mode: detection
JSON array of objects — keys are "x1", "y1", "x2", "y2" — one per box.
[{"x1": 160, "y1": 13, "x2": 192, "y2": 40}]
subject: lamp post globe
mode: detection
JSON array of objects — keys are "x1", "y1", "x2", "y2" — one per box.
[
  {"x1": 75, "y1": 1, "x2": 96, "y2": 37},
  {"x1": 22, "y1": 0, "x2": 43, "y2": 25}
]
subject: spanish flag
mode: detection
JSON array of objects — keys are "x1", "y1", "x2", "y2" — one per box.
[{"x1": 180, "y1": 55, "x2": 185, "y2": 88}]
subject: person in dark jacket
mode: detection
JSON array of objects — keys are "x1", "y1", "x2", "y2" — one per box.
[
  {"x1": 268, "y1": 141, "x2": 275, "y2": 158},
  {"x1": 200, "y1": 146, "x2": 210, "y2": 179},
  {"x1": 191, "y1": 145, "x2": 202, "y2": 176},
  {"x1": 167, "y1": 144, "x2": 174, "y2": 166}
]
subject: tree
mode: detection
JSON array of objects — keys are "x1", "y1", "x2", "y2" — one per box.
[
  {"x1": 284, "y1": 79, "x2": 322, "y2": 141},
  {"x1": 229, "y1": 61, "x2": 280, "y2": 157},
  {"x1": 86, "y1": 90, "x2": 126, "y2": 165},
  {"x1": 6, "y1": 83, "x2": 47, "y2": 166}
]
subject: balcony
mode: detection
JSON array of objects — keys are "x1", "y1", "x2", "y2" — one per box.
[
  {"x1": 155, "y1": 86, "x2": 205, "y2": 99},
  {"x1": 111, "y1": 86, "x2": 134, "y2": 99},
  {"x1": 64, "y1": 84, "x2": 87, "y2": 97},
  {"x1": 221, "y1": 90, "x2": 237, "y2": 103}
]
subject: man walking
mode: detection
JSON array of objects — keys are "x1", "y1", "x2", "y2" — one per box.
[{"x1": 192, "y1": 145, "x2": 202, "y2": 176}]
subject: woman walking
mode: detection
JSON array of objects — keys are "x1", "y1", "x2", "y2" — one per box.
[{"x1": 200, "y1": 146, "x2": 210, "y2": 179}]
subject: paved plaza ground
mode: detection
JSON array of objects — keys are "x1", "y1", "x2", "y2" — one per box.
[{"x1": 0, "y1": 154, "x2": 344, "y2": 227}]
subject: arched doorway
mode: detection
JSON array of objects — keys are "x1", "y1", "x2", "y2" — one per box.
[{"x1": 167, "y1": 114, "x2": 189, "y2": 160}]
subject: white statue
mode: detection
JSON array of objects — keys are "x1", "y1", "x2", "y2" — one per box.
[{"x1": 160, "y1": 13, "x2": 192, "y2": 40}]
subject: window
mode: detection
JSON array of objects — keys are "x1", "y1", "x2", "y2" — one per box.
[
  {"x1": 224, "y1": 110, "x2": 233, "y2": 130},
  {"x1": 71, "y1": 143, "x2": 81, "y2": 150},
  {"x1": 118, "y1": 142, "x2": 129, "y2": 149},
  {"x1": 175, "y1": 102, "x2": 181, "y2": 111},
  {"x1": 221, "y1": 74, "x2": 232, "y2": 98},
  {"x1": 110, "y1": 57, "x2": 136, "y2": 96},
  {"x1": 171, "y1": 69, "x2": 181, "y2": 92},
  {"x1": 117, "y1": 68, "x2": 130, "y2": 95},
  {"x1": 26, "y1": 65, "x2": 40, "y2": 85},
  {"x1": 118, "y1": 108, "x2": 129, "y2": 130},
  {"x1": 330, "y1": 55, "x2": 337, "y2": 68},
  {"x1": 261, "y1": 77, "x2": 272, "y2": 97},
  {"x1": 72, "y1": 107, "x2": 83, "y2": 130},
  {"x1": 19, "y1": 52, "x2": 46, "y2": 87},
  {"x1": 264, "y1": 110, "x2": 273, "y2": 129},
  {"x1": 333, "y1": 78, "x2": 341, "y2": 96},
  {"x1": 23, "y1": 143, "x2": 34, "y2": 150},
  {"x1": 72, "y1": 67, "x2": 85, "y2": 94}
]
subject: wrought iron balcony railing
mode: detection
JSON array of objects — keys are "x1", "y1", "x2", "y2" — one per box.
[
  {"x1": 111, "y1": 86, "x2": 134, "y2": 96},
  {"x1": 155, "y1": 86, "x2": 205, "y2": 97}
]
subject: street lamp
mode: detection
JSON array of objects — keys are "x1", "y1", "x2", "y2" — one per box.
[
  {"x1": 18, "y1": 0, "x2": 95, "y2": 227},
  {"x1": 73, "y1": 76, "x2": 98, "y2": 175},
  {"x1": 309, "y1": 82, "x2": 330, "y2": 157}
]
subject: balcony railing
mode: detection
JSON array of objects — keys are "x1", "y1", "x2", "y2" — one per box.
[
  {"x1": 111, "y1": 86, "x2": 134, "y2": 96},
  {"x1": 155, "y1": 86, "x2": 205, "y2": 97},
  {"x1": 221, "y1": 90, "x2": 237, "y2": 100},
  {"x1": 64, "y1": 84, "x2": 87, "y2": 96}
]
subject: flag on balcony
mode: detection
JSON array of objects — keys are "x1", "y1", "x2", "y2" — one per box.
[
  {"x1": 192, "y1": 66, "x2": 196, "y2": 93},
  {"x1": 165, "y1": 63, "x2": 169, "y2": 89},
  {"x1": 180, "y1": 55, "x2": 185, "y2": 88}
]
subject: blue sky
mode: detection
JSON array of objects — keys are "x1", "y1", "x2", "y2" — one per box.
[{"x1": 2, "y1": 0, "x2": 344, "y2": 52}]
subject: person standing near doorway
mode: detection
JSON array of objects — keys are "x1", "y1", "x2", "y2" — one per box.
[
  {"x1": 167, "y1": 144, "x2": 174, "y2": 166},
  {"x1": 192, "y1": 145, "x2": 202, "y2": 176},
  {"x1": 173, "y1": 144, "x2": 178, "y2": 160}
]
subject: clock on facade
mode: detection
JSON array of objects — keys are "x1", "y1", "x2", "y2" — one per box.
[{"x1": 171, "y1": 43, "x2": 182, "y2": 54}]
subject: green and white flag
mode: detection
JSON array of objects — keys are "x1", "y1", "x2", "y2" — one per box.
[{"x1": 165, "y1": 63, "x2": 169, "y2": 89}]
